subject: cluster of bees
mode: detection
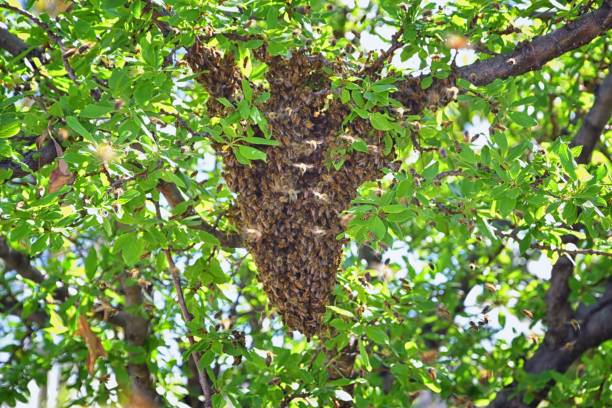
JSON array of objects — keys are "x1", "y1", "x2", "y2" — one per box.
[
  {"x1": 188, "y1": 45, "x2": 389, "y2": 335},
  {"x1": 395, "y1": 76, "x2": 458, "y2": 115}
]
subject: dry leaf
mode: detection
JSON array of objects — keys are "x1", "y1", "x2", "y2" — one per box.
[
  {"x1": 76, "y1": 315, "x2": 107, "y2": 374},
  {"x1": 48, "y1": 139, "x2": 74, "y2": 193}
]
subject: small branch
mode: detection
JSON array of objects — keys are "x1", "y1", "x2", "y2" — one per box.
[
  {"x1": 433, "y1": 169, "x2": 463, "y2": 182},
  {"x1": 532, "y1": 243, "x2": 612, "y2": 258},
  {"x1": 0, "y1": 3, "x2": 76, "y2": 81},
  {"x1": 361, "y1": 28, "x2": 404, "y2": 76},
  {"x1": 163, "y1": 250, "x2": 213, "y2": 408},
  {"x1": 157, "y1": 181, "x2": 243, "y2": 248}
]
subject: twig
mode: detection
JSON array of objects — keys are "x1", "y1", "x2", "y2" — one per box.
[
  {"x1": 0, "y1": 3, "x2": 76, "y2": 81},
  {"x1": 361, "y1": 28, "x2": 404, "y2": 75},
  {"x1": 532, "y1": 243, "x2": 612, "y2": 257},
  {"x1": 163, "y1": 249, "x2": 213, "y2": 408},
  {"x1": 410, "y1": 129, "x2": 438, "y2": 153},
  {"x1": 433, "y1": 169, "x2": 463, "y2": 182}
]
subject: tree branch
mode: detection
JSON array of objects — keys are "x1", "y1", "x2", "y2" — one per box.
[
  {"x1": 0, "y1": 26, "x2": 28, "y2": 56},
  {"x1": 0, "y1": 2, "x2": 76, "y2": 80},
  {"x1": 157, "y1": 181, "x2": 243, "y2": 248},
  {"x1": 571, "y1": 68, "x2": 612, "y2": 163},
  {"x1": 164, "y1": 250, "x2": 214, "y2": 408},
  {"x1": 0, "y1": 237, "x2": 68, "y2": 301},
  {"x1": 488, "y1": 65, "x2": 612, "y2": 408},
  {"x1": 488, "y1": 283, "x2": 612, "y2": 407},
  {"x1": 0, "y1": 141, "x2": 59, "y2": 179},
  {"x1": 394, "y1": 3, "x2": 612, "y2": 114},
  {"x1": 118, "y1": 273, "x2": 158, "y2": 405},
  {"x1": 456, "y1": 4, "x2": 612, "y2": 87}
]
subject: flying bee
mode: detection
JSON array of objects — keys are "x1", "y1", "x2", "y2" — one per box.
[
  {"x1": 244, "y1": 228, "x2": 262, "y2": 241},
  {"x1": 339, "y1": 134, "x2": 356, "y2": 143},
  {"x1": 484, "y1": 283, "x2": 497, "y2": 293},
  {"x1": 305, "y1": 139, "x2": 323, "y2": 150},
  {"x1": 292, "y1": 162, "x2": 315, "y2": 175},
  {"x1": 312, "y1": 190, "x2": 329, "y2": 202},
  {"x1": 527, "y1": 332, "x2": 539, "y2": 344},
  {"x1": 436, "y1": 305, "x2": 451, "y2": 320},
  {"x1": 561, "y1": 341, "x2": 575, "y2": 351},
  {"x1": 522, "y1": 309, "x2": 534, "y2": 319},
  {"x1": 481, "y1": 305, "x2": 492, "y2": 315}
]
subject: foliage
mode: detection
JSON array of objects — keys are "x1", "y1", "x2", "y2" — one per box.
[{"x1": 0, "y1": 0, "x2": 610, "y2": 407}]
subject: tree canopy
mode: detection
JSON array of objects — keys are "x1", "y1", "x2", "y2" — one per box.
[{"x1": 0, "y1": 0, "x2": 611, "y2": 407}]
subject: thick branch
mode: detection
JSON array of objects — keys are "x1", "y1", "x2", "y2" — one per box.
[
  {"x1": 0, "y1": 141, "x2": 58, "y2": 179},
  {"x1": 395, "y1": 4, "x2": 612, "y2": 114},
  {"x1": 0, "y1": 237, "x2": 68, "y2": 301},
  {"x1": 457, "y1": 4, "x2": 612, "y2": 86},
  {"x1": 544, "y1": 249, "x2": 575, "y2": 343},
  {"x1": 0, "y1": 26, "x2": 27, "y2": 55},
  {"x1": 489, "y1": 283, "x2": 612, "y2": 407},
  {"x1": 489, "y1": 67, "x2": 612, "y2": 406},
  {"x1": 571, "y1": 68, "x2": 612, "y2": 163},
  {"x1": 0, "y1": 3, "x2": 76, "y2": 80},
  {"x1": 119, "y1": 274, "x2": 158, "y2": 405}
]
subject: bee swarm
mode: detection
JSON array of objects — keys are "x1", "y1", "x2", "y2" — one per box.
[{"x1": 188, "y1": 42, "x2": 388, "y2": 336}]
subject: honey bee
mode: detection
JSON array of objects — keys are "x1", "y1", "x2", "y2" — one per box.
[
  {"x1": 484, "y1": 283, "x2": 497, "y2": 293},
  {"x1": 561, "y1": 341, "x2": 575, "y2": 351},
  {"x1": 312, "y1": 190, "x2": 329, "y2": 202},
  {"x1": 427, "y1": 367, "x2": 437, "y2": 381},
  {"x1": 292, "y1": 162, "x2": 315, "y2": 174},
  {"x1": 568, "y1": 319, "x2": 581, "y2": 334},
  {"x1": 305, "y1": 139, "x2": 323, "y2": 150}
]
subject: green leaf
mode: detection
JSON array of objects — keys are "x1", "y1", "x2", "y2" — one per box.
[
  {"x1": 370, "y1": 112, "x2": 393, "y2": 131},
  {"x1": 48, "y1": 309, "x2": 68, "y2": 335},
  {"x1": 237, "y1": 145, "x2": 267, "y2": 161},
  {"x1": 508, "y1": 111, "x2": 537, "y2": 127},
  {"x1": 81, "y1": 103, "x2": 114, "y2": 118},
  {"x1": 423, "y1": 376, "x2": 441, "y2": 393},
  {"x1": 115, "y1": 233, "x2": 144, "y2": 267},
  {"x1": 109, "y1": 69, "x2": 130, "y2": 97},
  {"x1": 368, "y1": 216, "x2": 387, "y2": 240},
  {"x1": 327, "y1": 305, "x2": 355, "y2": 318},
  {"x1": 359, "y1": 339, "x2": 372, "y2": 371},
  {"x1": 396, "y1": 179, "x2": 413, "y2": 197},
  {"x1": 0, "y1": 121, "x2": 20, "y2": 138},
  {"x1": 66, "y1": 116, "x2": 93, "y2": 141},
  {"x1": 420, "y1": 76, "x2": 433, "y2": 89},
  {"x1": 382, "y1": 204, "x2": 406, "y2": 213},
  {"x1": 85, "y1": 248, "x2": 98, "y2": 280},
  {"x1": 558, "y1": 143, "x2": 576, "y2": 179},
  {"x1": 241, "y1": 79, "x2": 253, "y2": 102},
  {"x1": 365, "y1": 326, "x2": 388, "y2": 345},
  {"x1": 243, "y1": 137, "x2": 279, "y2": 146}
]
